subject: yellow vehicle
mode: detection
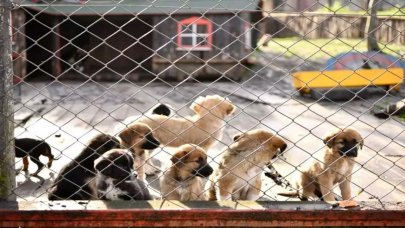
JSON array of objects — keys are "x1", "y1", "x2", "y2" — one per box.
[{"x1": 292, "y1": 68, "x2": 404, "y2": 96}]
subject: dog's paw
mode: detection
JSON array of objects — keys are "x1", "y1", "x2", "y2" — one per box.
[
  {"x1": 29, "y1": 172, "x2": 39, "y2": 177},
  {"x1": 325, "y1": 200, "x2": 339, "y2": 206}
]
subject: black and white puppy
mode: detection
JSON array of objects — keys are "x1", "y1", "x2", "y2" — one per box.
[
  {"x1": 48, "y1": 134, "x2": 121, "y2": 200},
  {"x1": 94, "y1": 149, "x2": 151, "y2": 200}
]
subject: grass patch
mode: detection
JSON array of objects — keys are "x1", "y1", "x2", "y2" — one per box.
[
  {"x1": 259, "y1": 37, "x2": 405, "y2": 62},
  {"x1": 315, "y1": 2, "x2": 405, "y2": 17}
]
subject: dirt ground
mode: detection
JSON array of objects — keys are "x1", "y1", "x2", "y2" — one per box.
[{"x1": 11, "y1": 53, "x2": 405, "y2": 207}]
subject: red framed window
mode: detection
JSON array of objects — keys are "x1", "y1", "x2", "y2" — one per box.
[{"x1": 177, "y1": 17, "x2": 213, "y2": 51}]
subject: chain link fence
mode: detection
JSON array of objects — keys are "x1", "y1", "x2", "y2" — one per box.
[{"x1": 1, "y1": 0, "x2": 405, "y2": 210}]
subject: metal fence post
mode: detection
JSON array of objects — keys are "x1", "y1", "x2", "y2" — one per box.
[{"x1": 0, "y1": 0, "x2": 15, "y2": 201}]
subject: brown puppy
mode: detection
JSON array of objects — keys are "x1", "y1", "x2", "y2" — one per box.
[
  {"x1": 160, "y1": 144, "x2": 213, "y2": 201},
  {"x1": 207, "y1": 129, "x2": 287, "y2": 201},
  {"x1": 278, "y1": 128, "x2": 363, "y2": 203},
  {"x1": 131, "y1": 95, "x2": 236, "y2": 150},
  {"x1": 119, "y1": 122, "x2": 160, "y2": 182}
]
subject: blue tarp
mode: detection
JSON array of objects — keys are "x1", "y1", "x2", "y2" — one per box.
[{"x1": 324, "y1": 51, "x2": 405, "y2": 71}]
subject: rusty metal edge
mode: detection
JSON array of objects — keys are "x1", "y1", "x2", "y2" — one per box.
[{"x1": 1, "y1": 209, "x2": 405, "y2": 227}]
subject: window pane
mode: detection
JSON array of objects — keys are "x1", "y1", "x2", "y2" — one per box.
[
  {"x1": 181, "y1": 25, "x2": 193, "y2": 34},
  {"x1": 181, "y1": 37, "x2": 193, "y2": 46},
  {"x1": 196, "y1": 36, "x2": 208, "y2": 46},
  {"x1": 197, "y1": 25, "x2": 207, "y2": 33}
]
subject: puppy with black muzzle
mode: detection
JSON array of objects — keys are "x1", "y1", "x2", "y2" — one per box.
[
  {"x1": 278, "y1": 128, "x2": 363, "y2": 203},
  {"x1": 115, "y1": 103, "x2": 174, "y2": 177},
  {"x1": 207, "y1": 129, "x2": 287, "y2": 201},
  {"x1": 94, "y1": 149, "x2": 151, "y2": 200},
  {"x1": 48, "y1": 134, "x2": 121, "y2": 200},
  {"x1": 15, "y1": 138, "x2": 55, "y2": 176},
  {"x1": 160, "y1": 144, "x2": 213, "y2": 201},
  {"x1": 119, "y1": 122, "x2": 160, "y2": 182}
]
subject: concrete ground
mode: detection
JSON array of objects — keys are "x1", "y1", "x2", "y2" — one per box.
[{"x1": 11, "y1": 53, "x2": 405, "y2": 208}]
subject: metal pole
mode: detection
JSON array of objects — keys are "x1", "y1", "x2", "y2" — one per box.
[{"x1": 0, "y1": 0, "x2": 15, "y2": 201}]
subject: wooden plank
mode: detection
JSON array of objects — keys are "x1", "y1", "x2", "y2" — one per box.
[{"x1": 1, "y1": 201, "x2": 405, "y2": 227}]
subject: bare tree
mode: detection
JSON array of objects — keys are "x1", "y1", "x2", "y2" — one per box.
[{"x1": 365, "y1": 0, "x2": 381, "y2": 51}]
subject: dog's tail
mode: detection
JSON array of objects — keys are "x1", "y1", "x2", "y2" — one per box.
[
  {"x1": 277, "y1": 191, "x2": 300, "y2": 198},
  {"x1": 151, "y1": 104, "x2": 171, "y2": 116}
]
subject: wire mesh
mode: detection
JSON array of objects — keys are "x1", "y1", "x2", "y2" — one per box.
[{"x1": 1, "y1": 0, "x2": 404, "y2": 210}]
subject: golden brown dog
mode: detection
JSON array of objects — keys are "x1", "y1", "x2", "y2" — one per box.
[
  {"x1": 207, "y1": 129, "x2": 287, "y2": 201},
  {"x1": 278, "y1": 128, "x2": 363, "y2": 203},
  {"x1": 131, "y1": 95, "x2": 236, "y2": 150},
  {"x1": 160, "y1": 144, "x2": 213, "y2": 201},
  {"x1": 118, "y1": 122, "x2": 160, "y2": 182}
]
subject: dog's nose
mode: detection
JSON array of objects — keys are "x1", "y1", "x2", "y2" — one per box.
[
  {"x1": 279, "y1": 143, "x2": 287, "y2": 153},
  {"x1": 132, "y1": 170, "x2": 138, "y2": 178},
  {"x1": 142, "y1": 134, "x2": 160, "y2": 149}
]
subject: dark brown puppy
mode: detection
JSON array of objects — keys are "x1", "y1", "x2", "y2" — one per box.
[
  {"x1": 160, "y1": 144, "x2": 213, "y2": 201},
  {"x1": 48, "y1": 134, "x2": 120, "y2": 200},
  {"x1": 15, "y1": 138, "x2": 54, "y2": 176},
  {"x1": 119, "y1": 122, "x2": 160, "y2": 182},
  {"x1": 279, "y1": 128, "x2": 363, "y2": 203},
  {"x1": 94, "y1": 149, "x2": 151, "y2": 200}
]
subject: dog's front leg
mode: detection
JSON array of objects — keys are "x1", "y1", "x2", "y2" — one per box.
[
  {"x1": 216, "y1": 178, "x2": 236, "y2": 201},
  {"x1": 318, "y1": 177, "x2": 336, "y2": 203},
  {"x1": 246, "y1": 178, "x2": 261, "y2": 200},
  {"x1": 133, "y1": 152, "x2": 146, "y2": 182},
  {"x1": 144, "y1": 150, "x2": 160, "y2": 176},
  {"x1": 339, "y1": 176, "x2": 352, "y2": 200}
]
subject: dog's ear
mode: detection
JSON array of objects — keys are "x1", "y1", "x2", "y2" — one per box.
[
  {"x1": 323, "y1": 132, "x2": 339, "y2": 148},
  {"x1": 233, "y1": 132, "x2": 244, "y2": 142},
  {"x1": 171, "y1": 151, "x2": 189, "y2": 164},
  {"x1": 95, "y1": 159, "x2": 113, "y2": 177},
  {"x1": 225, "y1": 98, "x2": 236, "y2": 116},
  {"x1": 190, "y1": 96, "x2": 205, "y2": 113},
  {"x1": 125, "y1": 152, "x2": 134, "y2": 169},
  {"x1": 119, "y1": 128, "x2": 133, "y2": 146}
]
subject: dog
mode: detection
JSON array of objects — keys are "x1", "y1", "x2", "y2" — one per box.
[
  {"x1": 160, "y1": 144, "x2": 213, "y2": 201},
  {"x1": 131, "y1": 95, "x2": 236, "y2": 150},
  {"x1": 48, "y1": 134, "x2": 121, "y2": 200},
  {"x1": 278, "y1": 128, "x2": 363, "y2": 203},
  {"x1": 118, "y1": 122, "x2": 160, "y2": 182},
  {"x1": 207, "y1": 129, "x2": 287, "y2": 201},
  {"x1": 115, "y1": 103, "x2": 173, "y2": 177},
  {"x1": 94, "y1": 149, "x2": 151, "y2": 200},
  {"x1": 15, "y1": 138, "x2": 55, "y2": 176}
]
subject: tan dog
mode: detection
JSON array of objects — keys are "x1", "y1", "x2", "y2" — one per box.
[
  {"x1": 119, "y1": 122, "x2": 160, "y2": 182},
  {"x1": 160, "y1": 144, "x2": 213, "y2": 201},
  {"x1": 207, "y1": 129, "x2": 287, "y2": 201},
  {"x1": 132, "y1": 95, "x2": 236, "y2": 150},
  {"x1": 279, "y1": 128, "x2": 363, "y2": 203}
]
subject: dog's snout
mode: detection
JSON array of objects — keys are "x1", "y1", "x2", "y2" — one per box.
[
  {"x1": 196, "y1": 164, "x2": 214, "y2": 178},
  {"x1": 340, "y1": 143, "x2": 359, "y2": 157},
  {"x1": 280, "y1": 143, "x2": 287, "y2": 153},
  {"x1": 142, "y1": 133, "x2": 160, "y2": 150}
]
